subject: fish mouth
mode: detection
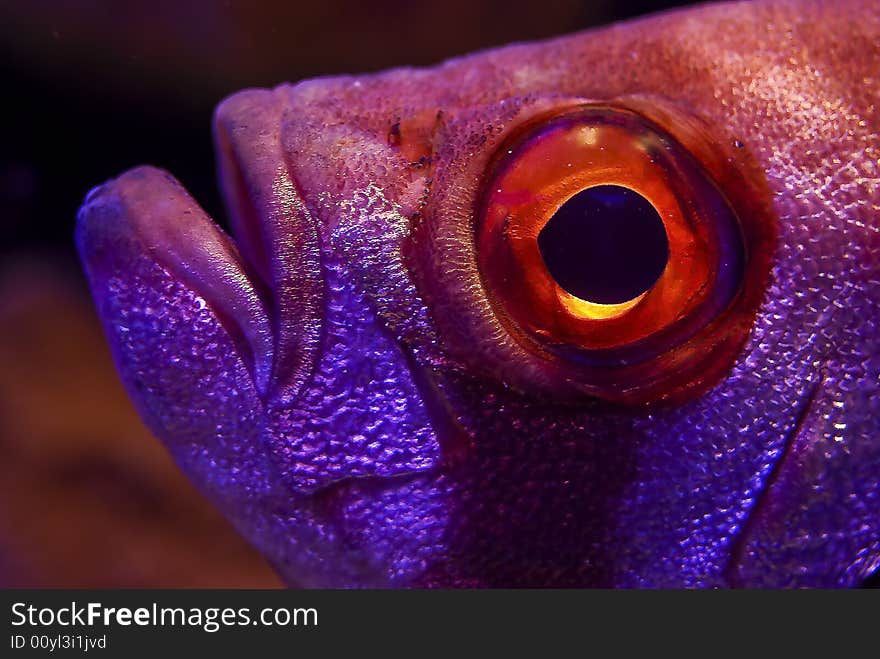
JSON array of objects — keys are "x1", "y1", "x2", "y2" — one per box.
[
  {"x1": 77, "y1": 88, "x2": 326, "y2": 404},
  {"x1": 76, "y1": 87, "x2": 452, "y2": 499},
  {"x1": 75, "y1": 165, "x2": 275, "y2": 394}
]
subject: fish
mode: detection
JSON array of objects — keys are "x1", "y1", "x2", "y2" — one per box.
[{"x1": 75, "y1": 0, "x2": 880, "y2": 587}]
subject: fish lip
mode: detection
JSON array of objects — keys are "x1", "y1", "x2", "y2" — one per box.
[
  {"x1": 75, "y1": 164, "x2": 275, "y2": 394},
  {"x1": 78, "y1": 87, "x2": 327, "y2": 406},
  {"x1": 212, "y1": 88, "x2": 326, "y2": 404},
  {"x1": 83, "y1": 182, "x2": 108, "y2": 205}
]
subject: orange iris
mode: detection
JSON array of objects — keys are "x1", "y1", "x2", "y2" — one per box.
[{"x1": 475, "y1": 101, "x2": 774, "y2": 403}]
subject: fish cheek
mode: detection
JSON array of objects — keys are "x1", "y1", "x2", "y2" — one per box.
[
  {"x1": 414, "y1": 368, "x2": 644, "y2": 587},
  {"x1": 256, "y1": 108, "x2": 450, "y2": 496}
]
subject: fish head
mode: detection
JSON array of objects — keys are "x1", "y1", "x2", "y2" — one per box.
[{"x1": 76, "y1": 0, "x2": 880, "y2": 587}]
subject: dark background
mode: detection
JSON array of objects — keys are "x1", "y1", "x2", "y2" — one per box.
[
  {"x1": 0, "y1": 0, "x2": 697, "y2": 587},
  {"x1": 1, "y1": 0, "x2": 697, "y2": 259}
]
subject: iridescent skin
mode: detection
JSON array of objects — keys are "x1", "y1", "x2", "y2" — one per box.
[{"x1": 76, "y1": 0, "x2": 880, "y2": 587}]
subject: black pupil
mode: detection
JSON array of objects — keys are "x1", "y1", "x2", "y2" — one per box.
[{"x1": 537, "y1": 185, "x2": 669, "y2": 305}]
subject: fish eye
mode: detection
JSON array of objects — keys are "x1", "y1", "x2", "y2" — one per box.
[{"x1": 476, "y1": 102, "x2": 774, "y2": 404}]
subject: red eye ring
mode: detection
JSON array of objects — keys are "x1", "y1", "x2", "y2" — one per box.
[{"x1": 475, "y1": 99, "x2": 775, "y2": 403}]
